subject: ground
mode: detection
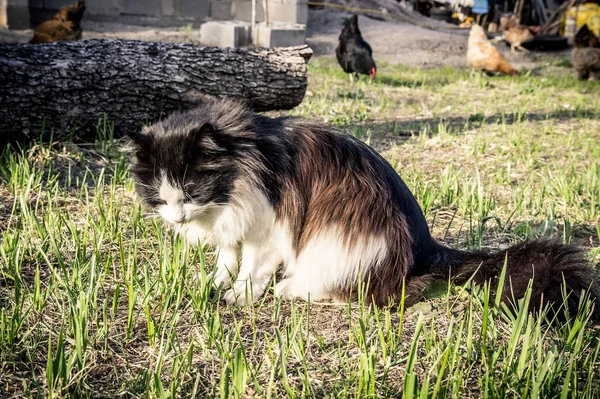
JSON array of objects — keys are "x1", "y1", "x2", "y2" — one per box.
[
  {"x1": 1, "y1": 9, "x2": 567, "y2": 70},
  {"x1": 1, "y1": 9, "x2": 600, "y2": 399}
]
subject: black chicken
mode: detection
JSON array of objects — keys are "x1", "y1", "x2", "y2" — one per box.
[{"x1": 335, "y1": 15, "x2": 377, "y2": 81}]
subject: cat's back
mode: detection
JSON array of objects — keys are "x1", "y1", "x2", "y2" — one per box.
[
  {"x1": 259, "y1": 114, "x2": 433, "y2": 270},
  {"x1": 272, "y1": 116, "x2": 398, "y2": 183}
]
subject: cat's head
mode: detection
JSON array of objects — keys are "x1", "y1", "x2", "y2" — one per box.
[{"x1": 127, "y1": 104, "x2": 253, "y2": 225}]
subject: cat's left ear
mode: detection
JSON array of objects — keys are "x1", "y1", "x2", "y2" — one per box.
[
  {"x1": 191, "y1": 123, "x2": 225, "y2": 152},
  {"x1": 191, "y1": 123, "x2": 215, "y2": 140},
  {"x1": 127, "y1": 130, "x2": 153, "y2": 150}
]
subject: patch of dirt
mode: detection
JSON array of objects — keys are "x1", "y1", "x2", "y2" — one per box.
[
  {"x1": 307, "y1": 9, "x2": 569, "y2": 70},
  {"x1": 307, "y1": 9, "x2": 469, "y2": 68},
  {"x1": 0, "y1": 186, "x2": 14, "y2": 232}
]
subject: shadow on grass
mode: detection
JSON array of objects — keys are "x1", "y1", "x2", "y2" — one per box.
[
  {"x1": 342, "y1": 108, "x2": 600, "y2": 146},
  {"x1": 376, "y1": 74, "x2": 452, "y2": 88}
]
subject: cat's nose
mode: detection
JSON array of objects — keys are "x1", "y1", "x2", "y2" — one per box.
[{"x1": 171, "y1": 216, "x2": 185, "y2": 224}]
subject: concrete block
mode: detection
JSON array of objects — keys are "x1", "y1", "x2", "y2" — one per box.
[
  {"x1": 232, "y1": 0, "x2": 263, "y2": 22},
  {"x1": 84, "y1": 0, "x2": 122, "y2": 16},
  {"x1": 0, "y1": 0, "x2": 6, "y2": 28},
  {"x1": 296, "y1": 3, "x2": 307, "y2": 25},
  {"x1": 28, "y1": 0, "x2": 44, "y2": 8},
  {"x1": 161, "y1": 0, "x2": 175, "y2": 16},
  {"x1": 254, "y1": 22, "x2": 305, "y2": 47},
  {"x1": 200, "y1": 20, "x2": 251, "y2": 47},
  {"x1": 6, "y1": 2, "x2": 28, "y2": 29},
  {"x1": 267, "y1": 3, "x2": 307, "y2": 25},
  {"x1": 123, "y1": 0, "x2": 161, "y2": 16},
  {"x1": 44, "y1": 0, "x2": 78, "y2": 9},
  {"x1": 233, "y1": 1, "x2": 308, "y2": 24},
  {"x1": 210, "y1": 1, "x2": 232, "y2": 20},
  {"x1": 180, "y1": 0, "x2": 210, "y2": 18}
]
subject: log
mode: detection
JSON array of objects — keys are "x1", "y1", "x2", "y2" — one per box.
[{"x1": 0, "y1": 40, "x2": 313, "y2": 143}]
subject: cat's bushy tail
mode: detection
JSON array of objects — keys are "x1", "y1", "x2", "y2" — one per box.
[{"x1": 427, "y1": 239, "x2": 600, "y2": 319}]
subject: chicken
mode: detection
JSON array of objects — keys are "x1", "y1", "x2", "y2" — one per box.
[
  {"x1": 335, "y1": 14, "x2": 376, "y2": 81},
  {"x1": 499, "y1": 13, "x2": 513, "y2": 32},
  {"x1": 467, "y1": 24, "x2": 518, "y2": 76},
  {"x1": 574, "y1": 24, "x2": 600, "y2": 48},
  {"x1": 30, "y1": 1, "x2": 86, "y2": 44},
  {"x1": 498, "y1": 14, "x2": 537, "y2": 53},
  {"x1": 572, "y1": 25, "x2": 600, "y2": 80},
  {"x1": 503, "y1": 26, "x2": 536, "y2": 53},
  {"x1": 498, "y1": 13, "x2": 539, "y2": 53}
]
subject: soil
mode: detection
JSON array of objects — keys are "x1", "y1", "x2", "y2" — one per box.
[
  {"x1": 306, "y1": 10, "x2": 568, "y2": 70},
  {"x1": 0, "y1": 9, "x2": 569, "y2": 70}
]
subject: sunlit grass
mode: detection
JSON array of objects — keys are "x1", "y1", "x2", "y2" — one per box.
[{"x1": 1, "y1": 59, "x2": 599, "y2": 397}]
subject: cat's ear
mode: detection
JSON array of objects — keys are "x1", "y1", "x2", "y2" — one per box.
[
  {"x1": 191, "y1": 123, "x2": 215, "y2": 141},
  {"x1": 127, "y1": 130, "x2": 153, "y2": 150},
  {"x1": 200, "y1": 123, "x2": 215, "y2": 133},
  {"x1": 191, "y1": 123, "x2": 225, "y2": 152}
]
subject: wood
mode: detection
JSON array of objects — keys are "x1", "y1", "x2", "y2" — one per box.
[
  {"x1": 540, "y1": 0, "x2": 575, "y2": 34},
  {"x1": 0, "y1": 39, "x2": 312, "y2": 143}
]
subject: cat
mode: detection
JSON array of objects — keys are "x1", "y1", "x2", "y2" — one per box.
[{"x1": 128, "y1": 99, "x2": 599, "y2": 316}]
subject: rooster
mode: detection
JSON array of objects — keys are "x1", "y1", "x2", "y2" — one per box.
[
  {"x1": 336, "y1": 15, "x2": 377, "y2": 81},
  {"x1": 467, "y1": 24, "x2": 518, "y2": 76},
  {"x1": 30, "y1": 0, "x2": 86, "y2": 44},
  {"x1": 571, "y1": 25, "x2": 600, "y2": 80}
]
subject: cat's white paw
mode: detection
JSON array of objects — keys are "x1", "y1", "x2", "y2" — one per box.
[
  {"x1": 274, "y1": 278, "x2": 294, "y2": 300},
  {"x1": 223, "y1": 280, "x2": 254, "y2": 306},
  {"x1": 275, "y1": 278, "x2": 329, "y2": 302},
  {"x1": 222, "y1": 278, "x2": 272, "y2": 305},
  {"x1": 223, "y1": 289, "x2": 245, "y2": 306},
  {"x1": 212, "y1": 267, "x2": 233, "y2": 290}
]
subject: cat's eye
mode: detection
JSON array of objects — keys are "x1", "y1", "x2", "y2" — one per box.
[
  {"x1": 182, "y1": 192, "x2": 194, "y2": 203},
  {"x1": 149, "y1": 199, "x2": 166, "y2": 206}
]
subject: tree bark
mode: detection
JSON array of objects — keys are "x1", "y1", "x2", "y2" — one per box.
[{"x1": 0, "y1": 39, "x2": 312, "y2": 143}]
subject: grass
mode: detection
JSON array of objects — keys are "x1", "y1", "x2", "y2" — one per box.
[{"x1": 1, "y1": 56, "x2": 600, "y2": 398}]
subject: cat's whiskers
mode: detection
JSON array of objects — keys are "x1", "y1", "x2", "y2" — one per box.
[
  {"x1": 136, "y1": 181, "x2": 159, "y2": 192},
  {"x1": 188, "y1": 203, "x2": 221, "y2": 219}
]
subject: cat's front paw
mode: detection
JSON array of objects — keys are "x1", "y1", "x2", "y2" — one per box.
[
  {"x1": 212, "y1": 267, "x2": 233, "y2": 290},
  {"x1": 274, "y1": 278, "x2": 294, "y2": 300},
  {"x1": 223, "y1": 280, "x2": 254, "y2": 306},
  {"x1": 275, "y1": 278, "x2": 329, "y2": 302}
]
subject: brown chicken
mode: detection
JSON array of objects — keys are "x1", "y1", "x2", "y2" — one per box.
[
  {"x1": 499, "y1": 13, "x2": 513, "y2": 31},
  {"x1": 572, "y1": 25, "x2": 600, "y2": 80},
  {"x1": 30, "y1": 1, "x2": 86, "y2": 44},
  {"x1": 499, "y1": 14, "x2": 537, "y2": 53},
  {"x1": 503, "y1": 26, "x2": 537, "y2": 53},
  {"x1": 467, "y1": 24, "x2": 518, "y2": 76}
]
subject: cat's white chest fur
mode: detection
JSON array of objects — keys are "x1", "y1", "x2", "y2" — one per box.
[
  {"x1": 157, "y1": 175, "x2": 256, "y2": 248},
  {"x1": 167, "y1": 181, "x2": 293, "y2": 305},
  {"x1": 172, "y1": 203, "x2": 252, "y2": 249}
]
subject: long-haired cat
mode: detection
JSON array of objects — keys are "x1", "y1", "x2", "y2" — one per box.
[{"x1": 128, "y1": 99, "x2": 599, "y2": 316}]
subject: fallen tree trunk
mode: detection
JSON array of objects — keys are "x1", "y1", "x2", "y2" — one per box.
[{"x1": 0, "y1": 40, "x2": 312, "y2": 143}]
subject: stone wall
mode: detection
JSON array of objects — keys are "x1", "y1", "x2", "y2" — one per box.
[{"x1": 4, "y1": 0, "x2": 307, "y2": 29}]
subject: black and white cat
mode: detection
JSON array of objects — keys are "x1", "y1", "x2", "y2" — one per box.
[{"x1": 128, "y1": 99, "x2": 599, "y2": 315}]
